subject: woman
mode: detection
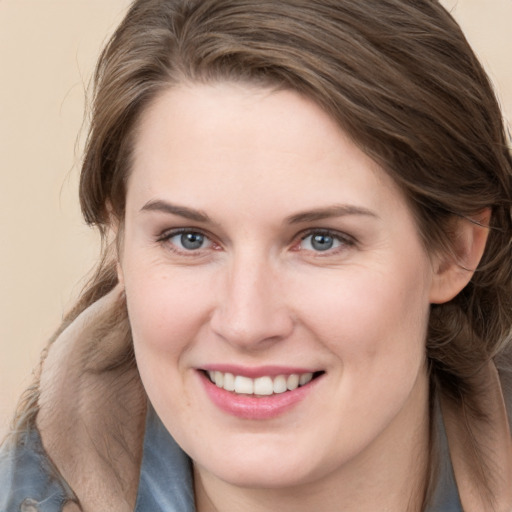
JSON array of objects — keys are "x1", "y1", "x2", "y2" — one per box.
[{"x1": 2, "y1": 0, "x2": 512, "y2": 510}]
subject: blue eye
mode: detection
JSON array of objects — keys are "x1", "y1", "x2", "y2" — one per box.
[
  {"x1": 166, "y1": 231, "x2": 212, "y2": 251},
  {"x1": 299, "y1": 231, "x2": 346, "y2": 252}
]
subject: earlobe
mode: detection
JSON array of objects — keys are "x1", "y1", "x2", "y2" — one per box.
[
  {"x1": 113, "y1": 231, "x2": 125, "y2": 289},
  {"x1": 429, "y1": 210, "x2": 491, "y2": 304},
  {"x1": 106, "y1": 202, "x2": 125, "y2": 289},
  {"x1": 116, "y1": 260, "x2": 125, "y2": 288}
]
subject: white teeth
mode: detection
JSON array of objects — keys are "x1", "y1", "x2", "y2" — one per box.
[
  {"x1": 254, "y1": 376, "x2": 274, "y2": 395},
  {"x1": 214, "y1": 371, "x2": 224, "y2": 387},
  {"x1": 234, "y1": 375, "x2": 254, "y2": 394},
  {"x1": 273, "y1": 375, "x2": 287, "y2": 394},
  {"x1": 223, "y1": 372, "x2": 235, "y2": 391},
  {"x1": 207, "y1": 370, "x2": 318, "y2": 395},
  {"x1": 299, "y1": 372, "x2": 313, "y2": 386},
  {"x1": 286, "y1": 374, "x2": 299, "y2": 391}
]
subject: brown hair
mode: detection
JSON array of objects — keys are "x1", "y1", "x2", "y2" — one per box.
[{"x1": 14, "y1": 0, "x2": 512, "y2": 506}]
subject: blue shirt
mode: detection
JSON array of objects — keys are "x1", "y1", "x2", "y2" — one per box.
[{"x1": 0, "y1": 404, "x2": 461, "y2": 512}]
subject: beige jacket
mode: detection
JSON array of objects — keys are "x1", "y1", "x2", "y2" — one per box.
[{"x1": 5, "y1": 288, "x2": 512, "y2": 511}]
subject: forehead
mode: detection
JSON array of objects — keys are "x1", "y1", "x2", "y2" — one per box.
[{"x1": 128, "y1": 82, "x2": 405, "y2": 220}]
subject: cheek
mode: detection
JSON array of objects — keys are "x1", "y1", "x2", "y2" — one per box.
[
  {"x1": 298, "y1": 267, "x2": 431, "y2": 437},
  {"x1": 296, "y1": 262, "x2": 431, "y2": 370},
  {"x1": 123, "y1": 266, "x2": 211, "y2": 417},
  {"x1": 122, "y1": 266, "x2": 213, "y2": 423},
  {"x1": 124, "y1": 263, "x2": 212, "y2": 353}
]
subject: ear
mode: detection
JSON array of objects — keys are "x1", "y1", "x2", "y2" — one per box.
[
  {"x1": 106, "y1": 202, "x2": 125, "y2": 288},
  {"x1": 429, "y1": 209, "x2": 491, "y2": 304},
  {"x1": 116, "y1": 253, "x2": 125, "y2": 288},
  {"x1": 114, "y1": 227, "x2": 125, "y2": 289}
]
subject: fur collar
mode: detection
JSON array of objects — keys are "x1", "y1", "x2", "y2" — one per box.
[
  {"x1": 35, "y1": 289, "x2": 512, "y2": 510},
  {"x1": 37, "y1": 288, "x2": 146, "y2": 511}
]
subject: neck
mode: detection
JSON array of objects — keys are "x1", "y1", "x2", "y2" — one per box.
[{"x1": 194, "y1": 369, "x2": 430, "y2": 512}]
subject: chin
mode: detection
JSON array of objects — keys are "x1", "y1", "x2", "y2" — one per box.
[
  {"x1": 195, "y1": 442, "x2": 330, "y2": 490},
  {"x1": 207, "y1": 463, "x2": 313, "y2": 490}
]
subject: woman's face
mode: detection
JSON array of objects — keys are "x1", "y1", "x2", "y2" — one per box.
[{"x1": 120, "y1": 83, "x2": 437, "y2": 490}]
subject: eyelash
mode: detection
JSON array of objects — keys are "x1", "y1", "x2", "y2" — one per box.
[
  {"x1": 156, "y1": 228, "x2": 217, "y2": 254},
  {"x1": 156, "y1": 228, "x2": 355, "y2": 256},
  {"x1": 296, "y1": 229, "x2": 355, "y2": 255}
]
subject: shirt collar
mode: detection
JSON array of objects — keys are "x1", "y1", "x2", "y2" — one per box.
[
  {"x1": 134, "y1": 405, "x2": 196, "y2": 511},
  {"x1": 134, "y1": 403, "x2": 462, "y2": 512}
]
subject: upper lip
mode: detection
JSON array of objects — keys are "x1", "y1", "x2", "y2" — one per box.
[{"x1": 199, "y1": 364, "x2": 321, "y2": 378}]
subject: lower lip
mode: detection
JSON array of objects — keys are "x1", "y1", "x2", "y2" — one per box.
[{"x1": 199, "y1": 371, "x2": 321, "y2": 420}]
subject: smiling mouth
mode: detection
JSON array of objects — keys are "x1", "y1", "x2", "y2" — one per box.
[{"x1": 204, "y1": 370, "x2": 324, "y2": 396}]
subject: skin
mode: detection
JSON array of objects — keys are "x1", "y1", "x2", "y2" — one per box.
[{"x1": 116, "y1": 82, "x2": 485, "y2": 511}]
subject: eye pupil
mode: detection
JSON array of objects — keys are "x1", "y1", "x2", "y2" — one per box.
[
  {"x1": 311, "y1": 234, "x2": 334, "y2": 251},
  {"x1": 181, "y1": 232, "x2": 204, "y2": 250}
]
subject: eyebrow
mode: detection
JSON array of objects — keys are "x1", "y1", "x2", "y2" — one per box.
[
  {"x1": 286, "y1": 205, "x2": 378, "y2": 224},
  {"x1": 140, "y1": 199, "x2": 378, "y2": 225},
  {"x1": 140, "y1": 199, "x2": 210, "y2": 222}
]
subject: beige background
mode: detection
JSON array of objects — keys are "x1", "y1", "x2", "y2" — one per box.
[{"x1": 1, "y1": 1, "x2": 511, "y2": 438}]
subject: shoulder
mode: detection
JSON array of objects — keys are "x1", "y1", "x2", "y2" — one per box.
[{"x1": 0, "y1": 425, "x2": 77, "y2": 512}]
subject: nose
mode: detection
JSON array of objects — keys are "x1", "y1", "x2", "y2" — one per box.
[{"x1": 210, "y1": 251, "x2": 294, "y2": 351}]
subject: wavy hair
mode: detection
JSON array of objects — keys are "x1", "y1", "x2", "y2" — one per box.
[{"x1": 12, "y1": 0, "x2": 512, "y2": 507}]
